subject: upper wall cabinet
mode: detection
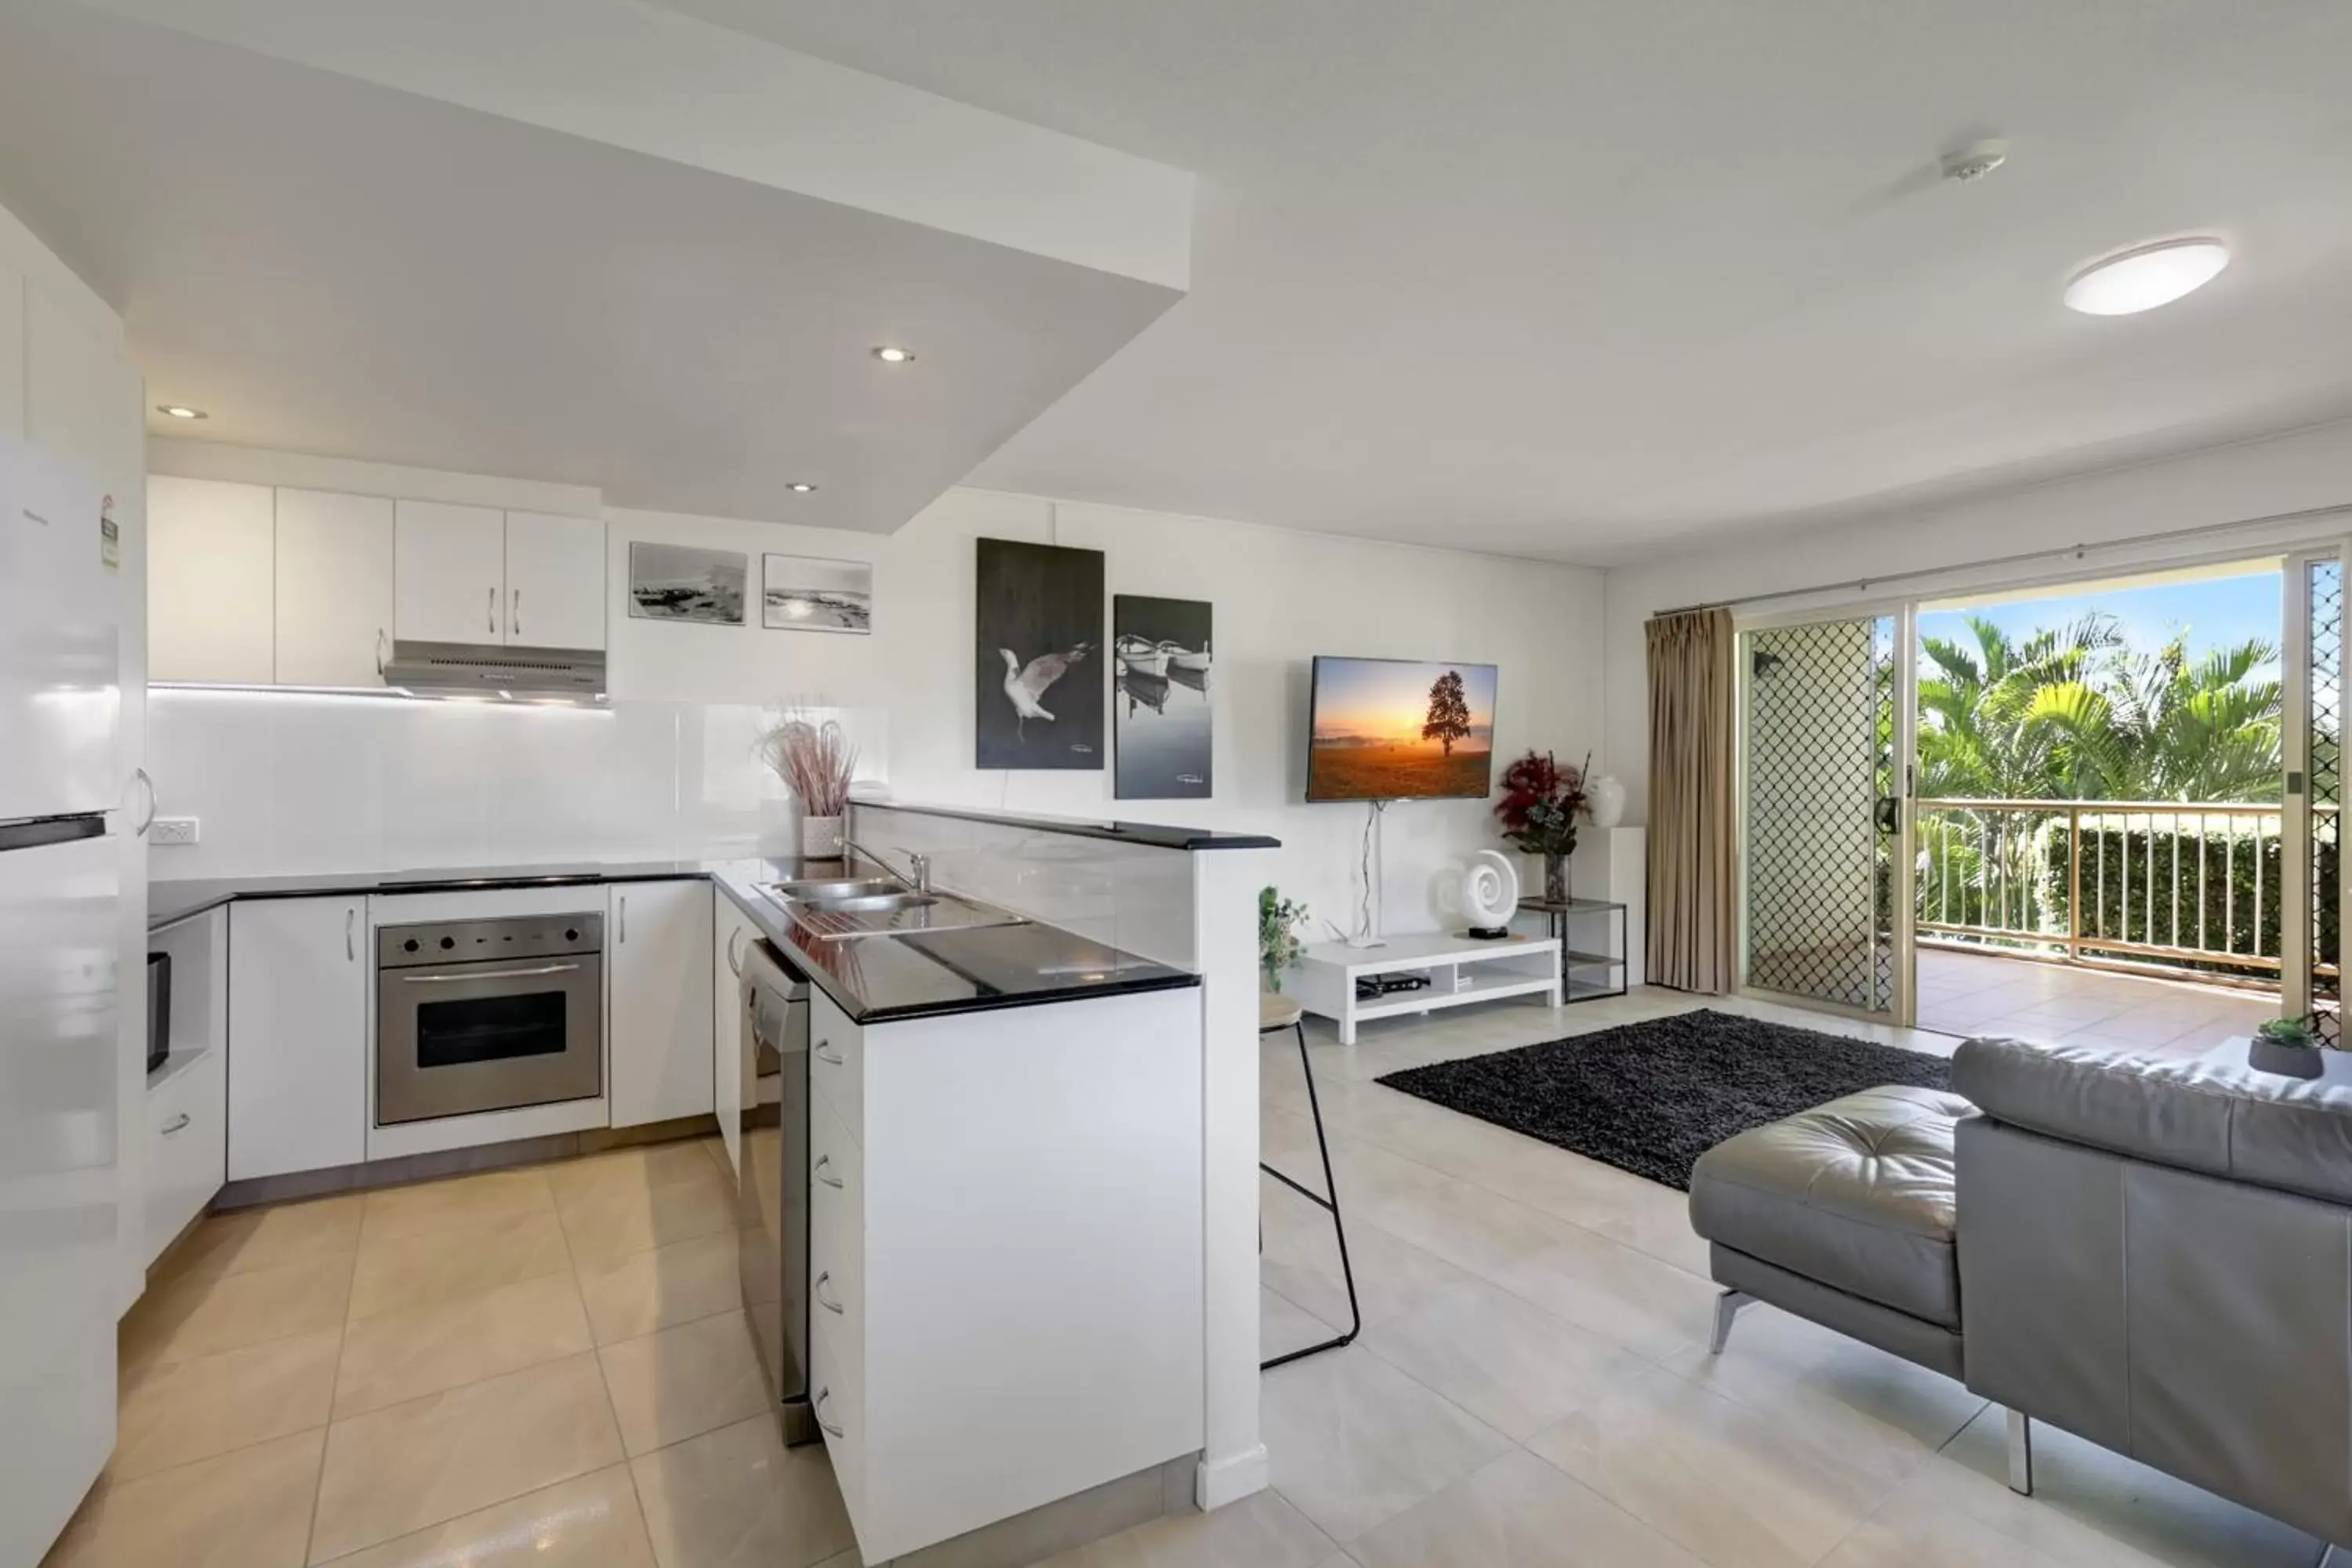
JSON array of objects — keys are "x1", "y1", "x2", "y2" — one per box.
[
  {"x1": 149, "y1": 477, "x2": 274, "y2": 684},
  {"x1": 504, "y1": 512, "x2": 606, "y2": 651},
  {"x1": 394, "y1": 502, "x2": 604, "y2": 651},
  {"x1": 276, "y1": 489, "x2": 394, "y2": 686},
  {"x1": 394, "y1": 500, "x2": 507, "y2": 644}
]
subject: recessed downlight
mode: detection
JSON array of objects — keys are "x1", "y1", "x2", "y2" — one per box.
[
  {"x1": 871, "y1": 345, "x2": 916, "y2": 364},
  {"x1": 157, "y1": 405, "x2": 208, "y2": 420},
  {"x1": 2064, "y1": 238, "x2": 2230, "y2": 316},
  {"x1": 787, "y1": 481, "x2": 818, "y2": 494}
]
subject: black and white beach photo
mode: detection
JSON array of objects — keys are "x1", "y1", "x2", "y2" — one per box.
[
  {"x1": 975, "y1": 538, "x2": 1103, "y2": 769},
  {"x1": 628, "y1": 541, "x2": 746, "y2": 625},
  {"x1": 764, "y1": 553, "x2": 873, "y2": 633},
  {"x1": 1113, "y1": 594, "x2": 1211, "y2": 798}
]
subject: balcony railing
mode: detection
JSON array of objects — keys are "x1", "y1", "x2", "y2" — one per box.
[{"x1": 1914, "y1": 797, "x2": 2336, "y2": 991}]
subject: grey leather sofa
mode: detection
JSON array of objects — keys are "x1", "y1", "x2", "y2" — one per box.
[{"x1": 1691, "y1": 1036, "x2": 2352, "y2": 1552}]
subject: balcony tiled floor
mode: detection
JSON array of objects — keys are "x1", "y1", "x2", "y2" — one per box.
[{"x1": 1914, "y1": 946, "x2": 2280, "y2": 1057}]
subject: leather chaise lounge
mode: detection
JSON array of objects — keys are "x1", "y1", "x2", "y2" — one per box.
[{"x1": 1690, "y1": 1035, "x2": 2352, "y2": 1552}]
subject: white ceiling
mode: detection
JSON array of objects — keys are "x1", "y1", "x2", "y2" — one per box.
[
  {"x1": 0, "y1": 3, "x2": 1184, "y2": 532},
  {"x1": 652, "y1": 0, "x2": 2352, "y2": 564}
]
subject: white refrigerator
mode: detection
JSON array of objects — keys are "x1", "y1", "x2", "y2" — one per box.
[{"x1": 0, "y1": 428, "x2": 121, "y2": 1567}]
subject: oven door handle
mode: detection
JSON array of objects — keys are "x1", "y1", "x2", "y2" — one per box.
[{"x1": 397, "y1": 963, "x2": 583, "y2": 984}]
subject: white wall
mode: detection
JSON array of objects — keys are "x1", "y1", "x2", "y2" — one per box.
[
  {"x1": 148, "y1": 467, "x2": 1606, "y2": 936},
  {"x1": 1602, "y1": 417, "x2": 2352, "y2": 824}
]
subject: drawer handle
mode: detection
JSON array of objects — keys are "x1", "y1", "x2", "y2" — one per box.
[
  {"x1": 815, "y1": 1040, "x2": 844, "y2": 1066},
  {"x1": 815, "y1": 1386, "x2": 844, "y2": 1438},
  {"x1": 726, "y1": 927, "x2": 747, "y2": 976},
  {"x1": 488, "y1": 585, "x2": 497, "y2": 635},
  {"x1": 159, "y1": 1112, "x2": 191, "y2": 1135},
  {"x1": 814, "y1": 1154, "x2": 844, "y2": 1189},
  {"x1": 815, "y1": 1270, "x2": 844, "y2": 1314}
]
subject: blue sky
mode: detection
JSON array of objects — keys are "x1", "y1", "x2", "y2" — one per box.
[{"x1": 1918, "y1": 567, "x2": 2283, "y2": 677}]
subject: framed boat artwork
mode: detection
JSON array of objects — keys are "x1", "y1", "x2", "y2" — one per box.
[{"x1": 1112, "y1": 593, "x2": 1211, "y2": 799}]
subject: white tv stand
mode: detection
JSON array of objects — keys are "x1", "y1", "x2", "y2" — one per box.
[{"x1": 1281, "y1": 931, "x2": 1562, "y2": 1045}]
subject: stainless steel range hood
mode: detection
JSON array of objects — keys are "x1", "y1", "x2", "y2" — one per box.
[{"x1": 381, "y1": 640, "x2": 606, "y2": 699}]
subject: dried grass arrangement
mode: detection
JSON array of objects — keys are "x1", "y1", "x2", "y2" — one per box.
[{"x1": 757, "y1": 708, "x2": 858, "y2": 817}]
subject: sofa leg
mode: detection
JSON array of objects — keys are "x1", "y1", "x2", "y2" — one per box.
[
  {"x1": 2006, "y1": 1408, "x2": 2034, "y2": 1497},
  {"x1": 1708, "y1": 1289, "x2": 1753, "y2": 1355}
]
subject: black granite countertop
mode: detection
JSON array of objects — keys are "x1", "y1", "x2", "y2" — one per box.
[{"x1": 149, "y1": 856, "x2": 1200, "y2": 1025}]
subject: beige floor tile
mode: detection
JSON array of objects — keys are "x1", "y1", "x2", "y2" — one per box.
[
  {"x1": 112, "y1": 1327, "x2": 340, "y2": 1481},
  {"x1": 561, "y1": 1166, "x2": 737, "y2": 1269},
  {"x1": 168, "y1": 1195, "x2": 365, "y2": 1280},
  {"x1": 1481, "y1": 1216, "x2": 1719, "y2": 1363},
  {"x1": 309, "y1": 1352, "x2": 624, "y2": 1563},
  {"x1": 1259, "y1": 1175, "x2": 1475, "y2": 1330},
  {"x1": 576, "y1": 1229, "x2": 743, "y2": 1345},
  {"x1": 1356, "y1": 1276, "x2": 1650, "y2": 1441},
  {"x1": 361, "y1": 1167, "x2": 555, "y2": 1244},
  {"x1": 43, "y1": 1428, "x2": 324, "y2": 1568},
  {"x1": 630, "y1": 1413, "x2": 855, "y2": 1568},
  {"x1": 1818, "y1": 1488, "x2": 2073, "y2": 1568},
  {"x1": 1659, "y1": 1301, "x2": 1987, "y2": 1487},
  {"x1": 347, "y1": 1207, "x2": 573, "y2": 1322},
  {"x1": 597, "y1": 1308, "x2": 770, "y2": 1457},
  {"x1": 122, "y1": 1252, "x2": 354, "y2": 1370},
  {"x1": 546, "y1": 1139, "x2": 729, "y2": 1212},
  {"x1": 333, "y1": 1271, "x2": 593, "y2": 1417},
  {"x1": 1262, "y1": 1286, "x2": 1340, "y2": 1364},
  {"x1": 1524, "y1": 1363, "x2": 1897, "y2": 1568},
  {"x1": 1259, "y1": 1344, "x2": 1512, "y2": 1543},
  {"x1": 1900, "y1": 1406, "x2": 2325, "y2": 1568},
  {"x1": 318, "y1": 1464, "x2": 657, "y2": 1568},
  {"x1": 1348, "y1": 1449, "x2": 1708, "y2": 1568},
  {"x1": 1029, "y1": 1487, "x2": 1336, "y2": 1568}
]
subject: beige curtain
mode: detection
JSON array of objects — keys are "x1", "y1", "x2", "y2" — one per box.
[{"x1": 1646, "y1": 608, "x2": 1736, "y2": 993}]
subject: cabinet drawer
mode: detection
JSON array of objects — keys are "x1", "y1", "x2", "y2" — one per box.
[
  {"x1": 145, "y1": 1051, "x2": 226, "y2": 1266},
  {"x1": 811, "y1": 1297, "x2": 865, "y2": 1523},
  {"x1": 808, "y1": 989, "x2": 862, "y2": 1143}
]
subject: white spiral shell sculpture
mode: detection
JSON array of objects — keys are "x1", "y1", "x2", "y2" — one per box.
[{"x1": 1461, "y1": 849, "x2": 1520, "y2": 927}]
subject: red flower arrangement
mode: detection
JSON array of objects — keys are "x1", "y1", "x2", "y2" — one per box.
[{"x1": 1494, "y1": 750, "x2": 1591, "y2": 902}]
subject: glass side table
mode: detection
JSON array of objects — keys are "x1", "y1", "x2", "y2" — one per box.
[{"x1": 1518, "y1": 896, "x2": 1628, "y2": 1003}]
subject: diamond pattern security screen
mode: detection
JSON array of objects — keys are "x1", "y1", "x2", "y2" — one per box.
[
  {"x1": 2313, "y1": 558, "x2": 2341, "y2": 1042},
  {"x1": 1744, "y1": 617, "x2": 1896, "y2": 1013}
]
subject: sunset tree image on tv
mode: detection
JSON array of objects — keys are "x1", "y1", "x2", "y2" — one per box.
[{"x1": 1306, "y1": 657, "x2": 1499, "y2": 800}]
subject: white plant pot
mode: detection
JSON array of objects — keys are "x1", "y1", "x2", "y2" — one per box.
[
  {"x1": 803, "y1": 814, "x2": 845, "y2": 859},
  {"x1": 1589, "y1": 775, "x2": 1626, "y2": 829}
]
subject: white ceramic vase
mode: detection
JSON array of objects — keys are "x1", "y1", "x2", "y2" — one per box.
[
  {"x1": 1588, "y1": 774, "x2": 1626, "y2": 829},
  {"x1": 803, "y1": 814, "x2": 845, "y2": 859}
]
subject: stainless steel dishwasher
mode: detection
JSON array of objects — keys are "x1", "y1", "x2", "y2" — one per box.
[{"x1": 737, "y1": 936, "x2": 815, "y2": 1446}]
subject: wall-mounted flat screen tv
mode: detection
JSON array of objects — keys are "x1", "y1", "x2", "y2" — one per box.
[{"x1": 1305, "y1": 656, "x2": 1499, "y2": 801}]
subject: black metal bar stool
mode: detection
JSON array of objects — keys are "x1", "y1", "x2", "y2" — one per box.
[{"x1": 1260, "y1": 991, "x2": 1360, "y2": 1369}]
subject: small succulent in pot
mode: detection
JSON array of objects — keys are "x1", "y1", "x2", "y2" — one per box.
[{"x1": 2256, "y1": 1015, "x2": 2321, "y2": 1050}]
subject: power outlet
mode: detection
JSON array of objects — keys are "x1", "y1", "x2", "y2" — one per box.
[{"x1": 149, "y1": 817, "x2": 199, "y2": 846}]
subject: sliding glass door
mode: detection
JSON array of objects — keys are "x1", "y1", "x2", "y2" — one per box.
[
  {"x1": 2287, "y1": 549, "x2": 2345, "y2": 1039},
  {"x1": 1737, "y1": 610, "x2": 1915, "y2": 1022}
]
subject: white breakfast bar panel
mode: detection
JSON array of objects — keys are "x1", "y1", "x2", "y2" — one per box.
[{"x1": 1283, "y1": 932, "x2": 1563, "y2": 1045}]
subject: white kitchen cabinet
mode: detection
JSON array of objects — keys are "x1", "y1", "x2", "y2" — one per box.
[
  {"x1": 713, "y1": 889, "x2": 760, "y2": 1173},
  {"x1": 817, "y1": 987, "x2": 1202, "y2": 1563},
  {"x1": 227, "y1": 896, "x2": 368, "y2": 1181},
  {"x1": 144, "y1": 1048, "x2": 225, "y2": 1266},
  {"x1": 608, "y1": 880, "x2": 714, "y2": 1128},
  {"x1": 148, "y1": 476, "x2": 274, "y2": 683},
  {"x1": 503, "y1": 511, "x2": 605, "y2": 650},
  {"x1": 394, "y1": 499, "x2": 505, "y2": 644},
  {"x1": 274, "y1": 488, "x2": 394, "y2": 686}
]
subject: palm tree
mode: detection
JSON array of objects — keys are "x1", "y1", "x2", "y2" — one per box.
[
  {"x1": 2020, "y1": 636, "x2": 2282, "y2": 802},
  {"x1": 1915, "y1": 613, "x2": 2123, "y2": 798}
]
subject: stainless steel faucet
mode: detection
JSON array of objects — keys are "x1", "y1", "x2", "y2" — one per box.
[{"x1": 840, "y1": 837, "x2": 934, "y2": 894}]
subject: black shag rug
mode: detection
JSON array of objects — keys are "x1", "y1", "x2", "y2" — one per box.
[{"x1": 1375, "y1": 1008, "x2": 1954, "y2": 1191}]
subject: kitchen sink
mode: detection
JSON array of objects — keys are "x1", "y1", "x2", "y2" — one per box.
[{"x1": 755, "y1": 879, "x2": 1028, "y2": 941}]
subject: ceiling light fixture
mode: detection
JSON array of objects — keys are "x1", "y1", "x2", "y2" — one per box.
[
  {"x1": 787, "y1": 481, "x2": 818, "y2": 494},
  {"x1": 871, "y1": 345, "x2": 916, "y2": 364},
  {"x1": 157, "y1": 405, "x2": 208, "y2": 420},
  {"x1": 2064, "y1": 238, "x2": 2230, "y2": 316}
]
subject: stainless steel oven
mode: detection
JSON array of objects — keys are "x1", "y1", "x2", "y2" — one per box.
[{"x1": 376, "y1": 913, "x2": 603, "y2": 1126}]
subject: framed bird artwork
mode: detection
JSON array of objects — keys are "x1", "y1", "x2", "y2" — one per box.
[{"x1": 975, "y1": 538, "x2": 1106, "y2": 769}]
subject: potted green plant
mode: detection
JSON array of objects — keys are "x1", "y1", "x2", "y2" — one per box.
[
  {"x1": 1494, "y1": 749, "x2": 1592, "y2": 905},
  {"x1": 2252, "y1": 1014, "x2": 2326, "y2": 1077},
  {"x1": 1259, "y1": 885, "x2": 1309, "y2": 993}
]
